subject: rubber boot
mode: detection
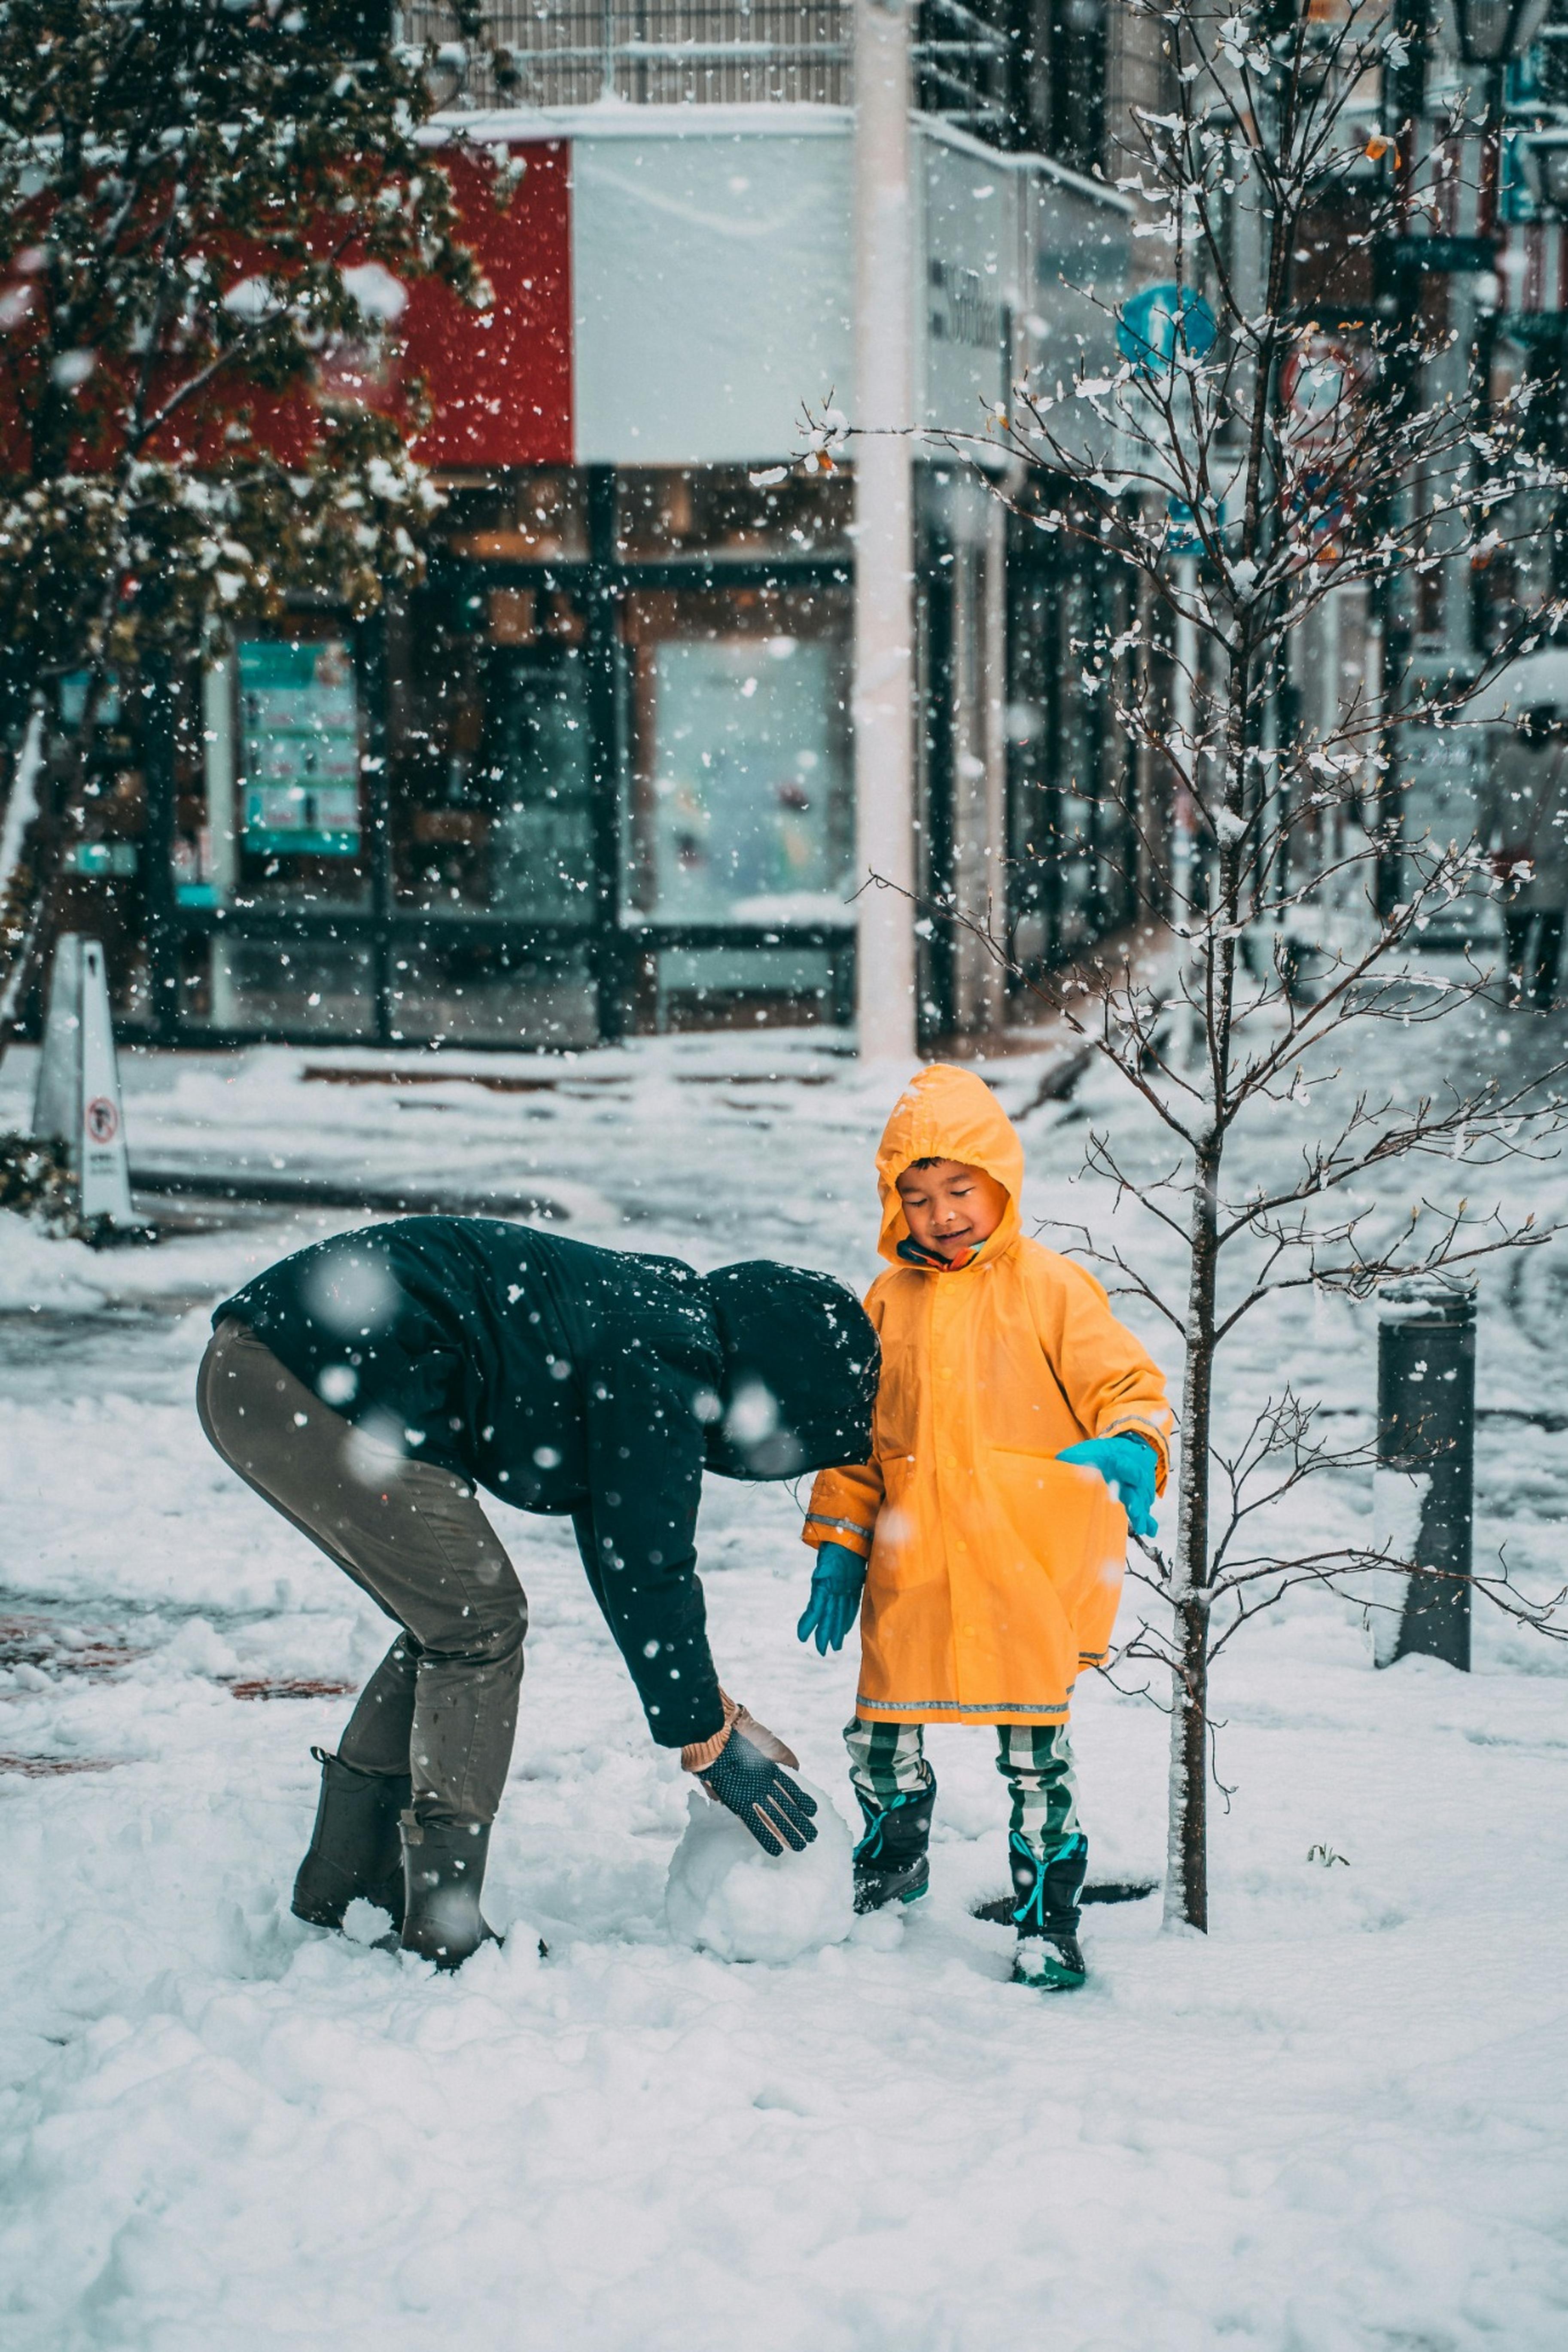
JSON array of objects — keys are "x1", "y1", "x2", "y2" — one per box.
[
  {"x1": 396, "y1": 1812, "x2": 499, "y2": 1970},
  {"x1": 1008, "y1": 1829, "x2": 1088, "y2": 1991},
  {"x1": 852, "y1": 1774, "x2": 937, "y2": 1914},
  {"x1": 292, "y1": 1747, "x2": 410, "y2": 1931}
]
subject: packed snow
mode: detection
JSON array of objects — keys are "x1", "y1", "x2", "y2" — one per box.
[
  {"x1": 665, "y1": 1779, "x2": 853, "y2": 1963},
  {"x1": 1, "y1": 1002, "x2": 1566, "y2": 2349}
]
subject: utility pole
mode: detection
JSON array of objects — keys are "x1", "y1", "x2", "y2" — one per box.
[
  {"x1": 852, "y1": 0, "x2": 918, "y2": 1062},
  {"x1": 1373, "y1": 0, "x2": 1429, "y2": 916}
]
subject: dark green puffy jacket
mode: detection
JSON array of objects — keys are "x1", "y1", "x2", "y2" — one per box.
[{"x1": 215, "y1": 1217, "x2": 876, "y2": 1748}]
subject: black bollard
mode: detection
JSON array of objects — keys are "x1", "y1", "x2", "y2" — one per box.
[{"x1": 1373, "y1": 1277, "x2": 1477, "y2": 1671}]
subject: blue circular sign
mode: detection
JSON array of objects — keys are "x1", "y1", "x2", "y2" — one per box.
[{"x1": 1117, "y1": 283, "x2": 1218, "y2": 371}]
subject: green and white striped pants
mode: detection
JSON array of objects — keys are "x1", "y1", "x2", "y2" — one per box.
[{"x1": 843, "y1": 1716, "x2": 1082, "y2": 1865}]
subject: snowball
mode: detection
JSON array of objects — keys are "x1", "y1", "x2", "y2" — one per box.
[{"x1": 664, "y1": 1780, "x2": 853, "y2": 1965}]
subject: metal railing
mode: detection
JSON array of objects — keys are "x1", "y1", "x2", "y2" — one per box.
[
  {"x1": 914, "y1": 0, "x2": 1010, "y2": 143},
  {"x1": 400, "y1": 3, "x2": 853, "y2": 110},
  {"x1": 399, "y1": 2, "x2": 1014, "y2": 133}
]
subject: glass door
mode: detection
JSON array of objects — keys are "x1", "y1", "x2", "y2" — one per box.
[
  {"x1": 483, "y1": 646, "x2": 597, "y2": 922},
  {"x1": 387, "y1": 592, "x2": 600, "y2": 1044}
]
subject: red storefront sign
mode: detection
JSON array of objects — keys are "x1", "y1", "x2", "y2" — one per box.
[
  {"x1": 0, "y1": 138, "x2": 573, "y2": 475},
  {"x1": 402, "y1": 141, "x2": 572, "y2": 469}
]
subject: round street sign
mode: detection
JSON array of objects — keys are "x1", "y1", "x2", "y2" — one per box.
[{"x1": 1117, "y1": 283, "x2": 1218, "y2": 371}]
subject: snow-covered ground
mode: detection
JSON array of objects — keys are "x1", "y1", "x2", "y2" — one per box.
[{"x1": 2, "y1": 1002, "x2": 1566, "y2": 2350}]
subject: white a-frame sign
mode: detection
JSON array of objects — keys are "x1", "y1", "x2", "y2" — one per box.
[{"x1": 32, "y1": 934, "x2": 137, "y2": 1228}]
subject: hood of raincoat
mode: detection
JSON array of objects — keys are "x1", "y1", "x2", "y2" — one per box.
[
  {"x1": 874, "y1": 1062, "x2": 1024, "y2": 1268},
  {"x1": 700, "y1": 1260, "x2": 880, "y2": 1481}
]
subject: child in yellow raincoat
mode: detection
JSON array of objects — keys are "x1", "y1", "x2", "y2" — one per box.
[{"x1": 799, "y1": 1063, "x2": 1172, "y2": 1990}]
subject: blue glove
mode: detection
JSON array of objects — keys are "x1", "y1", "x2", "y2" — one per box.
[
  {"x1": 796, "y1": 1540, "x2": 868, "y2": 1655},
  {"x1": 1056, "y1": 1436, "x2": 1159, "y2": 1539}
]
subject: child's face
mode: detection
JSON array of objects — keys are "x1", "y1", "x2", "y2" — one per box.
[{"x1": 895, "y1": 1159, "x2": 1010, "y2": 1261}]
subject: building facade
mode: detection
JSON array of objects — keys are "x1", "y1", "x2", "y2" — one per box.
[{"x1": 51, "y1": 3, "x2": 1164, "y2": 1050}]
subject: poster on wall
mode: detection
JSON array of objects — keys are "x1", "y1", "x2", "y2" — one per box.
[{"x1": 238, "y1": 639, "x2": 362, "y2": 857}]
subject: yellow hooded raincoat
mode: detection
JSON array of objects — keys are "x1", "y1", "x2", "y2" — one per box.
[{"x1": 805, "y1": 1064, "x2": 1172, "y2": 1727}]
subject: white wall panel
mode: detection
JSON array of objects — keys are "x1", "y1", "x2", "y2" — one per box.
[
  {"x1": 572, "y1": 122, "x2": 854, "y2": 466},
  {"x1": 917, "y1": 132, "x2": 1014, "y2": 437}
]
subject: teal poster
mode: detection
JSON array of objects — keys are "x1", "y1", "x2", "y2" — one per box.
[{"x1": 238, "y1": 639, "x2": 362, "y2": 858}]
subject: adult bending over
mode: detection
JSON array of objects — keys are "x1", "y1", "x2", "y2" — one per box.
[{"x1": 198, "y1": 1218, "x2": 878, "y2": 1967}]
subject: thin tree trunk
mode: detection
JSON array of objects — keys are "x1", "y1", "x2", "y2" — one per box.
[
  {"x1": 1165, "y1": 723, "x2": 1241, "y2": 1930},
  {"x1": 1167, "y1": 1596, "x2": 1209, "y2": 1932},
  {"x1": 1165, "y1": 1124, "x2": 1221, "y2": 1932}
]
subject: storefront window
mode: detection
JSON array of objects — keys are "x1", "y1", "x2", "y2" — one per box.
[
  {"x1": 440, "y1": 468, "x2": 589, "y2": 564},
  {"x1": 620, "y1": 585, "x2": 853, "y2": 925},
  {"x1": 616, "y1": 466, "x2": 852, "y2": 560},
  {"x1": 1007, "y1": 548, "x2": 1117, "y2": 974},
  {"x1": 163, "y1": 465, "x2": 859, "y2": 1047},
  {"x1": 390, "y1": 587, "x2": 596, "y2": 926},
  {"x1": 387, "y1": 937, "x2": 597, "y2": 1047},
  {"x1": 182, "y1": 935, "x2": 378, "y2": 1038},
  {"x1": 189, "y1": 627, "x2": 371, "y2": 916}
]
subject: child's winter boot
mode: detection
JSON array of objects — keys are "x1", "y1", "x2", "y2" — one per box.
[
  {"x1": 853, "y1": 1774, "x2": 937, "y2": 1913},
  {"x1": 1008, "y1": 1829, "x2": 1088, "y2": 1991},
  {"x1": 396, "y1": 1812, "x2": 499, "y2": 1969},
  {"x1": 292, "y1": 1746, "x2": 410, "y2": 1931}
]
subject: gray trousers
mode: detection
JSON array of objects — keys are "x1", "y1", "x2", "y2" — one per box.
[{"x1": 197, "y1": 1318, "x2": 526, "y2": 1826}]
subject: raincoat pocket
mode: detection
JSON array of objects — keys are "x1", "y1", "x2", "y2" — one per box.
[
  {"x1": 987, "y1": 1447, "x2": 1129, "y2": 1655},
  {"x1": 869, "y1": 1453, "x2": 939, "y2": 1588},
  {"x1": 987, "y1": 1447, "x2": 1113, "y2": 1536}
]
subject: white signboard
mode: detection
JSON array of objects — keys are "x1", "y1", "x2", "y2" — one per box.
[
  {"x1": 572, "y1": 123, "x2": 854, "y2": 466},
  {"x1": 919, "y1": 136, "x2": 1014, "y2": 434},
  {"x1": 566, "y1": 116, "x2": 1131, "y2": 469}
]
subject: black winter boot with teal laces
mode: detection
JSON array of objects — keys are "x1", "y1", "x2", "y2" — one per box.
[
  {"x1": 852, "y1": 1775, "x2": 937, "y2": 1913},
  {"x1": 1009, "y1": 1829, "x2": 1088, "y2": 1991}
]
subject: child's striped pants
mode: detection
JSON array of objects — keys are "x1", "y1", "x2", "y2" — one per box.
[{"x1": 843, "y1": 1717, "x2": 1082, "y2": 1866}]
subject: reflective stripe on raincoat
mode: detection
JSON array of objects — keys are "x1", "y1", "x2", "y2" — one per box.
[{"x1": 804, "y1": 1063, "x2": 1172, "y2": 1726}]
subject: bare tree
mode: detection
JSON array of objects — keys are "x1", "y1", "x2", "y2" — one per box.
[{"x1": 825, "y1": 0, "x2": 1568, "y2": 1928}]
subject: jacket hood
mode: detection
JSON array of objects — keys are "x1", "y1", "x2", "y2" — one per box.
[
  {"x1": 875, "y1": 1063, "x2": 1024, "y2": 1267},
  {"x1": 700, "y1": 1260, "x2": 880, "y2": 1480}
]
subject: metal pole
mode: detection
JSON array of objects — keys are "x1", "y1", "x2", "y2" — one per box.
[
  {"x1": 142, "y1": 656, "x2": 180, "y2": 1046},
  {"x1": 1373, "y1": 1276, "x2": 1477, "y2": 1670},
  {"x1": 1373, "y1": 0, "x2": 1428, "y2": 920},
  {"x1": 852, "y1": 0, "x2": 918, "y2": 1061}
]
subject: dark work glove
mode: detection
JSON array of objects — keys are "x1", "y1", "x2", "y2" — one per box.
[
  {"x1": 699, "y1": 1726, "x2": 819, "y2": 1857},
  {"x1": 1056, "y1": 1434, "x2": 1159, "y2": 1538},
  {"x1": 796, "y1": 1540, "x2": 868, "y2": 1655}
]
